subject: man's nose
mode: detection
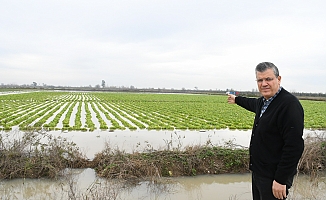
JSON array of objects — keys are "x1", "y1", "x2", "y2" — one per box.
[{"x1": 261, "y1": 79, "x2": 269, "y2": 85}]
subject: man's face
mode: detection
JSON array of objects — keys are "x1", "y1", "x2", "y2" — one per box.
[{"x1": 256, "y1": 68, "x2": 281, "y2": 99}]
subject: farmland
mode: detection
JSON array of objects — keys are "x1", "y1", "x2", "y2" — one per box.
[
  {"x1": 0, "y1": 91, "x2": 325, "y2": 131},
  {"x1": 1, "y1": 91, "x2": 326, "y2": 200}
]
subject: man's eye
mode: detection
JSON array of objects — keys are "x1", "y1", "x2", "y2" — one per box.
[{"x1": 256, "y1": 78, "x2": 274, "y2": 83}]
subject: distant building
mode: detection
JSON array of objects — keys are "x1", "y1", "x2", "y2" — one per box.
[{"x1": 226, "y1": 91, "x2": 239, "y2": 95}]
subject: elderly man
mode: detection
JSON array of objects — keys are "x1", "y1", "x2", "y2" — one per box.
[{"x1": 227, "y1": 62, "x2": 304, "y2": 200}]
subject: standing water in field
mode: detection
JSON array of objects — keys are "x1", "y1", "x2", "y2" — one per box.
[
  {"x1": 44, "y1": 128, "x2": 324, "y2": 159},
  {"x1": 49, "y1": 129, "x2": 253, "y2": 159},
  {"x1": 3, "y1": 128, "x2": 323, "y2": 160}
]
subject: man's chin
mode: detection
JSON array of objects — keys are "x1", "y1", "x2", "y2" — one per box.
[{"x1": 261, "y1": 92, "x2": 272, "y2": 98}]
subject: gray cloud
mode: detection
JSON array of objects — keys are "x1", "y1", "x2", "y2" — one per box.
[{"x1": 1, "y1": 0, "x2": 325, "y2": 93}]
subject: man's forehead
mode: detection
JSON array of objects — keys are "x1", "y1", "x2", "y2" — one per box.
[{"x1": 256, "y1": 69, "x2": 275, "y2": 77}]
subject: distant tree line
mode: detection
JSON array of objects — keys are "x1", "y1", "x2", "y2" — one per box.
[{"x1": 0, "y1": 83, "x2": 325, "y2": 98}]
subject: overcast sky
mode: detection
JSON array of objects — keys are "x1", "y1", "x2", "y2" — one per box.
[{"x1": 1, "y1": 0, "x2": 325, "y2": 93}]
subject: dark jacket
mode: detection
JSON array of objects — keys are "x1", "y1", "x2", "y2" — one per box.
[{"x1": 235, "y1": 88, "x2": 304, "y2": 185}]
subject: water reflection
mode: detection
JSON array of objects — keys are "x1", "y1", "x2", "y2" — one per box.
[
  {"x1": 2, "y1": 128, "x2": 323, "y2": 160},
  {"x1": 1, "y1": 177, "x2": 65, "y2": 199},
  {"x1": 172, "y1": 174, "x2": 252, "y2": 200},
  {"x1": 48, "y1": 129, "x2": 253, "y2": 159},
  {"x1": 45, "y1": 128, "x2": 324, "y2": 160},
  {"x1": 0, "y1": 168, "x2": 252, "y2": 200},
  {"x1": 1, "y1": 169, "x2": 325, "y2": 200}
]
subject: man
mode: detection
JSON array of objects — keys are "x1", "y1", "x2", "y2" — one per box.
[{"x1": 227, "y1": 62, "x2": 304, "y2": 200}]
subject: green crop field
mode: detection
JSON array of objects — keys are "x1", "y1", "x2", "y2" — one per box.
[{"x1": 0, "y1": 91, "x2": 325, "y2": 131}]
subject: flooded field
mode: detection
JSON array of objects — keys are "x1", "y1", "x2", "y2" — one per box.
[
  {"x1": 1, "y1": 129, "x2": 325, "y2": 199},
  {"x1": 5, "y1": 128, "x2": 321, "y2": 159},
  {"x1": 49, "y1": 129, "x2": 253, "y2": 159}
]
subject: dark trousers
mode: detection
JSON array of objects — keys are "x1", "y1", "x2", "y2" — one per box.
[{"x1": 252, "y1": 172, "x2": 293, "y2": 200}]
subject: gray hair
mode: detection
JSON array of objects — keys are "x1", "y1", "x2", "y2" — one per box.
[{"x1": 255, "y1": 62, "x2": 279, "y2": 77}]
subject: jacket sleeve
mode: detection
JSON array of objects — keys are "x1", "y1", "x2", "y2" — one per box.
[
  {"x1": 274, "y1": 99, "x2": 304, "y2": 184},
  {"x1": 235, "y1": 96, "x2": 259, "y2": 114}
]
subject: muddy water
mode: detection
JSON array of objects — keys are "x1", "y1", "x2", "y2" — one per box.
[
  {"x1": 0, "y1": 168, "x2": 253, "y2": 200},
  {"x1": 50, "y1": 129, "x2": 253, "y2": 159},
  {"x1": 1, "y1": 168, "x2": 325, "y2": 200},
  {"x1": 1, "y1": 129, "x2": 325, "y2": 199},
  {"x1": 48, "y1": 128, "x2": 322, "y2": 159}
]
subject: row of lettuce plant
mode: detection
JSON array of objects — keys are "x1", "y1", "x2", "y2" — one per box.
[
  {"x1": 94, "y1": 101, "x2": 122, "y2": 130},
  {"x1": 104, "y1": 102, "x2": 147, "y2": 130},
  {"x1": 43, "y1": 102, "x2": 70, "y2": 130},
  {"x1": 0, "y1": 101, "x2": 37, "y2": 128},
  {"x1": 19, "y1": 102, "x2": 59, "y2": 130},
  {"x1": 89, "y1": 102, "x2": 108, "y2": 130},
  {"x1": 33, "y1": 102, "x2": 64, "y2": 128},
  {"x1": 5, "y1": 102, "x2": 53, "y2": 130},
  {"x1": 99, "y1": 102, "x2": 131, "y2": 130},
  {"x1": 84, "y1": 102, "x2": 96, "y2": 131},
  {"x1": 73, "y1": 102, "x2": 86, "y2": 131},
  {"x1": 62, "y1": 101, "x2": 78, "y2": 131}
]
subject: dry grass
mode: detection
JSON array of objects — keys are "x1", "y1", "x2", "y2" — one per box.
[
  {"x1": 298, "y1": 132, "x2": 326, "y2": 177},
  {"x1": 289, "y1": 132, "x2": 326, "y2": 199},
  {"x1": 0, "y1": 130, "x2": 89, "y2": 179},
  {"x1": 91, "y1": 141, "x2": 250, "y2": 180}
]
